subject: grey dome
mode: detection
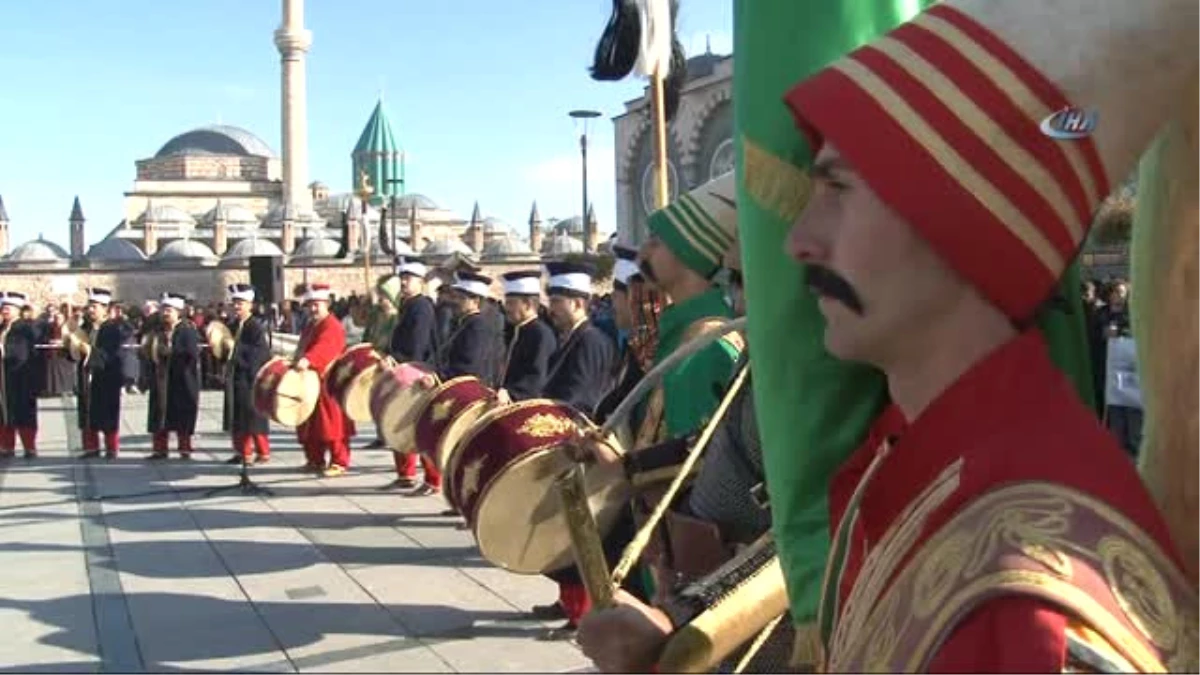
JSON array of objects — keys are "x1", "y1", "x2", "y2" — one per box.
[
  {"x1": 482, "y1": 236, "x2": 533, "y2": 260},
  {"x1": 155, "y1": 125, "x2": 277, "y2": 159},
  {"x1": 396, "y1": 194, "x2": 439, "y2": 210},
  {"x1": 204, "y1": 202, "x2": 260, "y2": 227},
  {"x1": 138, "y1": 203, "x2": 196, "y2": 227},
  {"x1": 154, "y1": 239, "x2": 217, "y2": 263},
  {"x1": 6, "y1": 238, "x2": 69, "y2": 265},
  {"x1": 223, "y1": 238, "x2": 284, "y2": 261},
  {"x1": 87, "y1": 237, "x2": 147, "y2": 262},
  {"x1": 552, "y1": 216, "x2": 584, "y2": 236},
  {"x1": 265, "y1": 203, "x2": 325, "y2": 227},
  {"x1": 421, "y1": 237, "x2": 473, "y2": 257},
  {"x1": 291, "y1": 237, "x2": 341, "y2": 260},
  {"x1": 541, "y1": 232, "x2": 584, "y2": 256}
]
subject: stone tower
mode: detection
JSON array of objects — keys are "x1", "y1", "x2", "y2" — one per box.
[
  {"x1": 212, "y1": 200, "x2": 229, "y2": 255},
  {"x1": 0, "y1": 195, "x2": 9, "y2": 257},
  {"x1": 69, "y1": 196, "x2": 86, "y2": 262},
  {"x1": 142, "y1": 199, "x2": 159, "y2": 256},
  {"x1": 585, "y1": 203, "x2": 600, "y2": 252},
  {"x1": 274, "y1": 0, "x2": 313, "y2": 214},
  {"x1": 528, "y1": 201, "x2": 543, "y2": 256},
  {"x1": 467, "y1": 202, "x2": 484, "y2": 253},
  {"x1": 408, "y1": 202, "x2": 422, "y2": 251},
  {"x1": 352, "y1": 100, "x2": 403, "y2": 205}
]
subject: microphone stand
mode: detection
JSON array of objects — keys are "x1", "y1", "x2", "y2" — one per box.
[{"x1": 205, "y1": 307, "x2": 274, "y2": 499}]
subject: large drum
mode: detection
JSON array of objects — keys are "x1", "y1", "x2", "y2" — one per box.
[
  {"x1": 449, "y1": 399, "x2": 630, "y2": 574},
  {"x1": 324, "y1": 344, "x2": 385, "y2": 423},
  {"x1": 370, "y1": 361, "x2": 439, "y2": 452},
  {"x1": 413, "y1": 377, "x2": 496, "y2": 476},
  {"x1": 253, "y1": 356, "x2": 320, "y2": 427}
]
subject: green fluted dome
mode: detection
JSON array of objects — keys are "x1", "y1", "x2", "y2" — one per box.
[{"x1": 352, "y1": 100, "x2": 403, "y2": 206}]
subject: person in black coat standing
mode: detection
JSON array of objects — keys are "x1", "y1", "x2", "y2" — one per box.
[
  {"x1": 496, "y1": 270, "x2": 556, "y2": 403},
  {"x1": 0, "y1": 292, "x2": 40, "y2": 458},
  {"x1": 222, "y1": 284, "x2": 272, "y2": 465},
  {"x1": 146, "y1": 293, "x2": 201, "y2": 460},
  {"x1": 386, "y1": 260, "x2": 442, "y2": 489},
  {"x1": 76, "y1": 288, "x2": 130, "y2": 459},
  {"x1": 542, "y1": 262, "x2": 617, "y2": 414},
  {"x1": 390, "y1": 260, "x2": 438, "y2": 365}
]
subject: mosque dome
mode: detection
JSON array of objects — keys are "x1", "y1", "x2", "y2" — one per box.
[
  {"x1": 421, "y1": 237, "x2": 474, "y2": 257},
  {"x1": 223, "y1": 238, "x2": 284, "y2": 261},
  {"x1": 153, "y1": 240, "x2": 217, "y2": 265},
  {"x1": 482, "y1": 216, "x2": 511, "y2": 235},
  {"x1": 551, "y1": 216, "x2": 585, "y2": 236},
  {"x1": 481, "y1": 235, "x2": 534, "y2": 261},
  {"x1": 4, "y1": 238, "x2": 69, "y2": 267},
  {"x1": 204, "y1": 201, "x2": 260, "y2": 227},
  {"x1": 290, "y1": 237, "x2": 342, "y2": 260},
  {"x1": 138, "y1": 202, "x2": 197, "y2": 227},
  {"x1": 154, "y1": 125, "x2": 277, "y2": 159},
  {"x1": 87, "y1": 237, "x2": 147, "y2": 263},
  {"x1": 396, "y1": 194, "x2": 439, "y2": 210},
  {"x1": 541, "y1": 232, "x2": 584, "y2": 257},
  {"x1": 264, "y1": 203, "x2": 325, "y2": 227}
]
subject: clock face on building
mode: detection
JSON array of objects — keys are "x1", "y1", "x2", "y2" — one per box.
[
  {"x1": 640, "y1": 161, "x2": 680, "y2": 215},
  {"x1": 708, "y1": 138, "x2": 735, "y2": 181}
]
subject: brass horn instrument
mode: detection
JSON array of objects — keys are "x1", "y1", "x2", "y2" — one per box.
[{"x1": 62, "y1": 316, "x2": 92, "y2": 362}]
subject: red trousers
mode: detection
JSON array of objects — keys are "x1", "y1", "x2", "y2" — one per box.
[
  {"x1": 394, "y1": 452, "x2": 441, "y2": 488},
  {"x1": 305, "y1": 439, "x2": 350, "y2": 469},
  {"x1": 559, "y1": 582, "x2": 592, "y2": 626},
  {"x1": 152, "y1": 431, "x2": 193, "y2": 454},
  {"x1": 82, "y1": 430, "x2": 120, "y2": 454},
  {"x1": 0, "y1": 426, "x2": 36, "y2": 452},
  {"x1": 233, "y1": 433, "x2": 270, "y2": 460}
]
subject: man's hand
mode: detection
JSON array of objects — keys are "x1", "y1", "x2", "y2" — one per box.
[
  {"x1": 577, "y1": 589, "x2": 674, "y2": 673},
  {"x1": 417, "y1": 374, "x2": 437, "y2": 389},
  {"x1": 495, "y1": 388, "x2": 512, "y2": 405},
  {"x1": 564, "y1": 429, "x2": 624, "y2": 466},
  {"x1": 293, "y1": 357, "x2": 310, "y2": 372}
]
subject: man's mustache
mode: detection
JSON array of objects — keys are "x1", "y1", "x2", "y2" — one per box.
[{"x1": 805, "y1": 265, "x2": 865, "y2": 315}]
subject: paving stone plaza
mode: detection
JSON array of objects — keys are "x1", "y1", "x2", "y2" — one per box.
[{"x1": 0, "y1": 391, "x2": 591, "y2": 673}]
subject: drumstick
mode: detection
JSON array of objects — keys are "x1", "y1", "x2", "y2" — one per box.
[
  {"x1": 554, "y1": 462, "x2": 616, "y2": 610},
  {"x1": 599, "y1": 317, "x2": 747, "y2": 440},
  {"x1": 609, "y1": 363, "x2": 750, "y2": 589}
]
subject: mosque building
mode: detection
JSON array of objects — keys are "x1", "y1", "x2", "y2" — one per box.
[{"x1": 0, "y1": 101, "x2": 596, "y2": 307}]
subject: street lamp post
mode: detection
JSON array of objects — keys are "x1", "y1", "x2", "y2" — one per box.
[{"x1": 569, "y1": 109, "x2": 602, "y2": 253}]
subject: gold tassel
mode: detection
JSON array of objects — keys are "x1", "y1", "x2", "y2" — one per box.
[
  {"x1": 742, "y1": 135, "x2": 812, "y2": 223},
  {"x1": 789, "y1": 621, "x2": 825, "y2": 673}
]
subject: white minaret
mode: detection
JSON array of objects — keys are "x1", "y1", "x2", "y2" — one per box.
[{"x1": 274, "y1": 0, "x2": 313, "y2": 214}]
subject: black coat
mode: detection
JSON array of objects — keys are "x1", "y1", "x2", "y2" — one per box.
[
  {"x1": 593, "y1": 350, "x2": 644, "y2": 424},
  {"x1": 2, "y1": 320, "x2": 39, "y2": 428},
  {"x1": 146, "y1": 321, "x2": 201, "y2": 435},
  {"x1": 438, "y1": 312, "x2": 496, "y2": 383},
  {"x1": 77, "y1": 320, "x2": 131, "y2": 433},
  {"x1": 223, "y1": 316, "x2": 271, "y2": 434},
  {"x1": 544, "y1": 320, "x2": 617, "y2": 414},
  {"x1": 501, "y1": 317, "x2": 557, "y2": 401},
  {"x1": 390, "y1": 295, "x2": 437, "y2": 365}
]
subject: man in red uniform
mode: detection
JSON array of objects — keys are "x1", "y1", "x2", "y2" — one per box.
[
  {"x1": 778, "y1": 1, "x2": 1196, "y2": 671},
  {"x1": 293, "y1": 283, "x2": 355, "y2": 477}
]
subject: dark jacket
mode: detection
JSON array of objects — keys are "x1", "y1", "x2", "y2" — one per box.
[
  {"x1": 501, "y1": 317, "x2": 557, "y2": 401},
  {"x1": 146, "y1": 321, "x2": 201, "y2": 435},
  {"x1": 390, "y1": 295, "x2": 437, "y2": 365},
  {"x1": 543, "y1": 320, "x2": 617, "y2": 414},
  {"x1": 2, "y1": 319, "x2": 39, "y2": 428},
  {"x1": 223, "y1": 315, "x2": 271, "y2": 434}
]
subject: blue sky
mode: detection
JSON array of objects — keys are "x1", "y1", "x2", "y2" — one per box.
[{"x1": 0, "y1": 0, "x2": 733, "y2": 248}]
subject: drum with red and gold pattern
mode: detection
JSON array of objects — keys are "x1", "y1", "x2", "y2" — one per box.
[
  {"x1": 323, "y1": 344, "x2": 385, "y2": 423},
  {"x1": 448, "y1": 399, "x2": 630, "y2": 574},
  {"x1": 370, "y1": 361, "x2": 439, "y2": 452},
  {"x1": 253, "y1": 356, "x2": 320, "y2": 427},
  {"x1": 413, "y1": 376, "x2": 497, "y2": 473}
]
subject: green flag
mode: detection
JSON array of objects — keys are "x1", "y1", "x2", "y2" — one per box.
[{"x1": 733, "y1": 0, "x2": 1095, "y2": 636}]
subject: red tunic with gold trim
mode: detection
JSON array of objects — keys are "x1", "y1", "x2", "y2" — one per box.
[
  {"x1": 821, "y1": 331, "x2": 1195, "y2": 673},
  {"x1": 296, "y1": 314, "x2": 355, "y2": 445}
]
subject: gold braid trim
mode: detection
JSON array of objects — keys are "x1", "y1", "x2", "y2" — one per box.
[
  {"x1": 741, "y1": 135, "x2": 813, "y2": 223},
  {"x1": 789, "y1": 620, "x2": 824, "y2": 673},
  {"x1": 829, "y1": 482, "x2": 1198, "y2": 673}
]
